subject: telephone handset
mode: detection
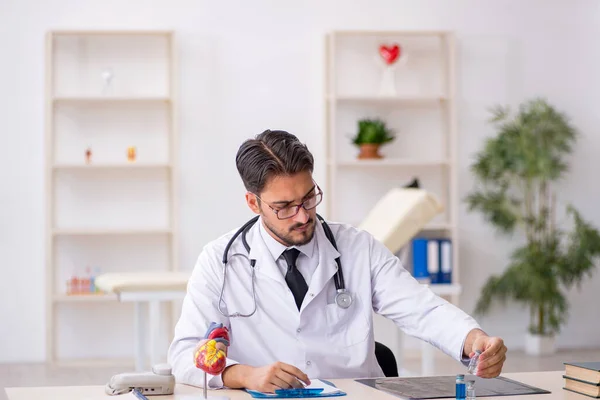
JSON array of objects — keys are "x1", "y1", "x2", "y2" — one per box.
[{"x1": 105, "y1": 363, "x2": 175, "y2": 396}]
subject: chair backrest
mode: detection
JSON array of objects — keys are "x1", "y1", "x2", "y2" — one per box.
[{"x1": 375, "y1": 341, "x2": 399, "y2": 377}]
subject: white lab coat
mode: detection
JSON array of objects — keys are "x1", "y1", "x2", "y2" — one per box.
[{"x1": 168, "y1": 217, "x2": 480, "y2": 388}]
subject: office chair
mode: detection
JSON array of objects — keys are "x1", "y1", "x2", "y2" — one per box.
[{"x1": 375, "y1": 341, "x2": 399, "y2": 377}]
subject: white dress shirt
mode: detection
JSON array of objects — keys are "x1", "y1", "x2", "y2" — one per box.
[{"x1": 258, "y1": 220, "x2": 319, "y2": 286}]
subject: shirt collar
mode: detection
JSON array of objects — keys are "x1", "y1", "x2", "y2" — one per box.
[{"x1": 258, "y1": 217, "x2": 316, "y2": 261}]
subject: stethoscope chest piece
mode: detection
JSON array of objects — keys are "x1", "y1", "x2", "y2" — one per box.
[{"x1": 335, "y1": 289, "x2": 352, "y2": 309}]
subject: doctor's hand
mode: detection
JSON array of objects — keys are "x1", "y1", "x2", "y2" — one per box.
[
  {"x1": 466, "y1": 330, "x2": 507, "y2": 378},
  {"x1": 222, "y1": 362, "x2": 310, "y2": 393}
]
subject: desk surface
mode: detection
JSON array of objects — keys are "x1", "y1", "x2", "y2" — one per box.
[{"x1": 4, "y1": 371, "x2": 583, "y2": 400}]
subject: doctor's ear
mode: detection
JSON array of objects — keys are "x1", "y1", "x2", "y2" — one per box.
[{"x1": 245, "y1": 192, "x2": 261, "y2": 214}]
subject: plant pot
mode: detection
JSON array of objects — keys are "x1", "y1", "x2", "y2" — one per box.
[
  {"x1": 358, "y1": 144, "x2": 382, "y2": 159},
  {"x1": 524, "y1": 332, "x2": 556, "y2": 356}
]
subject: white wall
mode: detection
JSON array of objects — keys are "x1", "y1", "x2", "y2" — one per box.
[{"x1": 1, "y1": 0, "x2": 600, "y2": 363}]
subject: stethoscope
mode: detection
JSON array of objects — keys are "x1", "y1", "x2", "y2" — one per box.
[{"x1": 217, "y1": 214, "x2": 352, "y2": 318}]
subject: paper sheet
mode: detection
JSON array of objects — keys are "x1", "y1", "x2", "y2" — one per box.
[{"x1": 304, "y1": 379, "x2": 343, "y2": 394}]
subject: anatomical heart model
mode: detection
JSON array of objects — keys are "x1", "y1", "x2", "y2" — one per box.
[{"x1": 194, "y1": 322, "x2": 231, "y2": 399}]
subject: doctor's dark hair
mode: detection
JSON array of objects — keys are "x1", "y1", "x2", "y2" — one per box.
[{"x1": 236, "y1": 130, "x2": 314, "y2": 194}]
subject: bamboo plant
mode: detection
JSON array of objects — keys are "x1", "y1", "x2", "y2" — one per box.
[{"x1": 466, "y1": 98, "x2": 600, "y2": 336}]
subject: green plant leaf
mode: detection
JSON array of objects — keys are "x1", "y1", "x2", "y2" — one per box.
[
  {"x1": 464, "y1": 189, "x2": 519, "y2": 235},
  {"x1": 351, "y1": 118, "x2": 395, "y2": 145},
  {"x1": 556, "y1": 206, "x2": 600, "y2": 289}
]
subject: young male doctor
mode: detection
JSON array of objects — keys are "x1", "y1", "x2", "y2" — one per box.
[{"x1": 168, "y1": 130, "x2": 507, "y2": 393}]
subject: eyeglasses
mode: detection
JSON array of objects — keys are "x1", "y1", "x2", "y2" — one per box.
[{"x1": 255, "y1": 185, "x2": 323, "y2": 220}]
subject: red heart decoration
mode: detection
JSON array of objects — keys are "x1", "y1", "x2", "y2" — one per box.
[{"x1": 379, "y1": 44, "x2": 401, "y2": 65}]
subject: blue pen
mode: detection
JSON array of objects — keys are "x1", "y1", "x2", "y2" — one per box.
[{"x1": 132, "y1": 388, "x2": 149, "y2": 400}]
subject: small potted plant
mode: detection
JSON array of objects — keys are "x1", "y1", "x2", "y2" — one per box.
[{"x1": 351, "y1": 118, "x2": 395, "y2": 159}]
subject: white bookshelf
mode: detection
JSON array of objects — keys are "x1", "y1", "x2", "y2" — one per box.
[
  {"x1": 325, "y1": 30, "x2": 460, "y2": 372},
  {"x1": 325, "y1": 29, "x2": 459, "y2": 291},
  {"x1": 45, "y1": 30, "x2": 179, "y2": 365}
]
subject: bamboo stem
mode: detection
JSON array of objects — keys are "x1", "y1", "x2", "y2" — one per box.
[
  {"x1": 540, "y1": 180, "x2": 547, "y2": 245},
  {"x1": 524, "y1": 180, "x2": 534, "y2": 242},
  {"x1": 550, "y1": 189, "x2": 556, "y2": 235},
  {"x1": 530, "y1": 306, "x2": 535, "y2": 333},
  {"x1": 535, "y1": 182, "x2": 539, "y2": 244}
]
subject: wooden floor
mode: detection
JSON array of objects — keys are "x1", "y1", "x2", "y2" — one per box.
[{"x1": 2, "y1": 348, "x2": 599, "y2": 400}]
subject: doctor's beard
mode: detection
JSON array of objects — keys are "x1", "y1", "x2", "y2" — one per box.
[{"x1": 263, "y1": 217, "x2": 316, "y2": 247}]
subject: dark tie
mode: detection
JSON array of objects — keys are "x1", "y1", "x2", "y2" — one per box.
[{"x1": 282, "y1": 248, "x2": 308, "y2": 310}]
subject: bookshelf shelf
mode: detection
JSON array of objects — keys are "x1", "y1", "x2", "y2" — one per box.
[
  {"x1": 330, "y1": 30, "x2": 450, "y2": 37},
  {"x1": 330, "y1": 158, "x2": 450, "y2": 167},
  {"x1": 419, "y1": 223, "x2": 453, "y2": 231},
  {"x1": 53, "y1": 294, "x2": 119, "y2": 303},
  {"x1": 52, "y1": 228, "x2": 172, "y2": 236},
  {"x1": 53, "y1": 163, "x2": 172, "y2": 170},
  {"x1": 331, "y1": 95, "x2": 447, "y2": 105},
  {"x1": 427, "y1": 283, "x2": 462, "y2": 296},
  {"x1": 51, "y1": 30, "x2": 173, "y2": 37},
  {"x1": 350, "y1": 221, "x2": 453, "y2": 232},
  {"x1": 53, "y1": 97, "x2": 171, "y2": 104}
]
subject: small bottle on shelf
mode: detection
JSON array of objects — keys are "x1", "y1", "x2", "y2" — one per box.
[
  {"x1": 65, "y1": 278, "x2": 72, "y2": 295},
  {"x1": 90, "y1": 266, "x2": 102, "y2": 294},
  {"x1": 80, "y1": 267, "x2": 91, "y2": 294},
  {"x1": 127, "y1": 146, "x2": 137, "y2": 162},
  {"x1": 89, "y1": 266, "x2": 96, "y2": 293},
  {"x1": 68, "y1": 275, "x2": 79, "y2": 295},
  {"x1": 94, "y1": 267, "x2": 103, "y2": 293}
]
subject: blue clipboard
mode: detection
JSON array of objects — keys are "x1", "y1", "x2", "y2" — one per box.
[{"x1": 246, "y1": 380, "x2": 347, "y2": 398}]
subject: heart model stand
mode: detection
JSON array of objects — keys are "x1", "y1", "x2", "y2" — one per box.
[
  {"x1": 199, "y1": 371, "x2": 229, "y2": 400},
  {"x1": 194, "y1": 322, "x2": 231, "y2": 400}
]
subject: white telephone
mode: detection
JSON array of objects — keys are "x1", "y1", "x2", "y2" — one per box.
[{"x1": 105, "y1": 364, "x2": 176, "y2": 396}]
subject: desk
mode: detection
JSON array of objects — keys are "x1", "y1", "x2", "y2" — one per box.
[{"x1": 4, "y1": 371, "x2": 584, "y2": 400}]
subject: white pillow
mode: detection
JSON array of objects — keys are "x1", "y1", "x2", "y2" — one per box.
[{"x1": 358, "y1": 188, "x2": 444, "y2": 254}]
